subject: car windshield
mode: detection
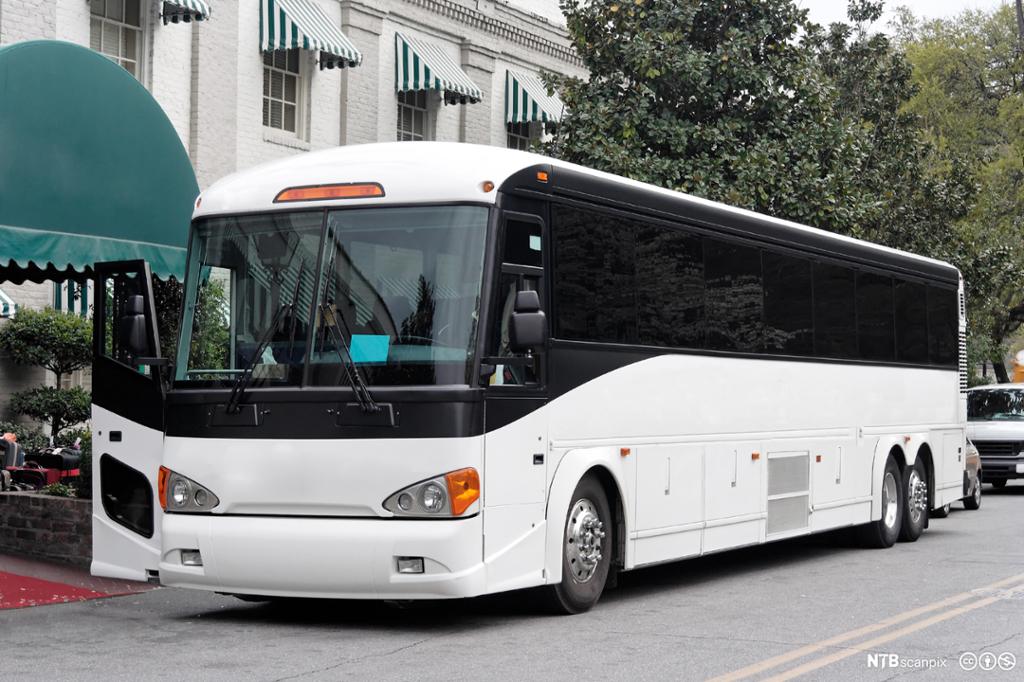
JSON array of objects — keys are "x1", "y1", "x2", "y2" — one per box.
[
  {"x1": 175, "y1": 205, "x2": 489, "y2": 387},
  {"x1": 967, "y1": 389, "x2": 1024, "y2": 421}
]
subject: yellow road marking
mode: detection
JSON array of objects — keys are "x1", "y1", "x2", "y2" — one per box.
[
  {"x1": 707, "y1": 572, "x2": 1024, "y2": 682},
  {"x1": 766, "y1": 581, "x2": 1024, "y2": 681}
]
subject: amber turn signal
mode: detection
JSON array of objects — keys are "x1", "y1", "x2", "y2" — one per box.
[
  {"x1": 445, "y1": 467, "x2": 481, "y2": 516},
  {"x1": 158, "y1": 466, "x2": 170, "y2": 511},
  {"x1": 274, "y1": 182, "x2": 385, "y2": 202}
]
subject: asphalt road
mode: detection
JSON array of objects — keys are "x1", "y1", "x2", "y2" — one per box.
[{"x1": 4, "y1": 483, "x2": 1023, "y2": 682}]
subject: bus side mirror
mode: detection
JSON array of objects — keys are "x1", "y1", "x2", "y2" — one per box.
[
  {"x1": 119, "y1": 294, "x2": 149, "y2": 359},
  {"x1": 509, "y1": 290, "x2": 547, "y2": 352}
]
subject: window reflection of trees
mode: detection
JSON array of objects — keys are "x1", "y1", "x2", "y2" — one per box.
[
  {"x1": 705, "y1": 240, "x2": 763, "y2": 352},
  {"x1": 551, "y1": 203, "x2": 958, "y2": 366}
]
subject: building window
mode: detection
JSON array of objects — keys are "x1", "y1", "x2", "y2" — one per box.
[
  {"x1": 90, "y1": 0, "x2": 143, "y2": 79},
  {"x1": 397, "y1": 90, "x2": 430, "y2": 141},
  {"x1": 506, "y1": 122, "x2": 533, "y2": 150},
  {"x1": 263, "y1": 49, "x2": 302, "y2": 134}
]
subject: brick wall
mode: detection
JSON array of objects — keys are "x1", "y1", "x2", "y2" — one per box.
[
  {"x1": 0, "y1": 0, "x2": 56, "y2": 43},
  {"x1": 0, "y1": 492, "x2": 92, "y2": 568}
]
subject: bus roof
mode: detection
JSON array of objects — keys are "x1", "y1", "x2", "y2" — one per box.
[{"x1": 195, "y1": 141, "x2": 960, "y2": 284}]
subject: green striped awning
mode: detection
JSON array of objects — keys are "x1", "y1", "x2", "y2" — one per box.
[
  {"x1": 161, "y1": 0, "x2": 210, "y2": 24},
  {"x1": 260, "y1": 0, "x2": 362, "y2": 69},
  {"x1": 506, "y1": 70, "x2": 563, "y2": 124},
  {"x1": 395, "y1": 32, "x2": 482, "y2": 104}
]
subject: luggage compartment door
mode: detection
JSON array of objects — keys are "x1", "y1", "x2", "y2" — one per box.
[{"x1": 91, "y1": 261, "x2": 165, "y2": 581}]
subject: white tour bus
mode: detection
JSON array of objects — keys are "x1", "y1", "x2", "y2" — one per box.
[{"x1": 91, "y1": 142, "x2": 967, "y2": 613}]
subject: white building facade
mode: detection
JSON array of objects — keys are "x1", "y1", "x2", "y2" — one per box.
[
  {"x1": 0, "y1": 0, "x2": 582, "y2": 189},
  {"x1": 0, "y1": 0, "x2": 582, "y2": 425}
]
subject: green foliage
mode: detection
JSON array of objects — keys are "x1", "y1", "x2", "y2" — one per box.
[
  {"x1": 10, "y1": 386, "x2": 91, "y2": 437},
  {"x1": 0, "y1": 420, "x2": 47, "y2": 454},
  {"x1": 41, "y1": 482, "x2": 76, "y2": 498},
  {"x1": 546, "y1": 0, "x2": 870, "y2": 231},
  {"x1": 897, "y1": 4, "x2": 1024, "y2": 374},
  {"x1": 152, "y1": 276, "x2": 230, "y2": 369},
  {"x1": 0, "y1": 307, "x2": 92, "y2": 383}
]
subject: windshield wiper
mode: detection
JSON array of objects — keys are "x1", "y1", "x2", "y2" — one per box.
[
  {"x1": 225, "y1": 262, "x2": 305, "y2": 415},
  {"x1": 317, "y1": 301, "x2": 380, "y2": 414}
]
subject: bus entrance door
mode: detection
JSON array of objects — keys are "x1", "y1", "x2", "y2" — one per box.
[{"x1": 90, "y1": 261, "x2": 166, "y2": 581}]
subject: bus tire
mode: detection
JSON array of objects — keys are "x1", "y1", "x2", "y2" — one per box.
[
  {"x1": 899, "y1": 458, "x2": 928, "y2": 542},
  {"x1": 931, "y1": 503, "x2": 951, "y2": 518},
  {"x1": 544, "y1": 475, "x2": 612, "y2": 614},
  {"x1": 858, "y1": 454, "x2": 902, "y2": 549}
]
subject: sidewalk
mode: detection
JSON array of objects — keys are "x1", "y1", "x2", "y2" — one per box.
[{"x1": 0, "y1": 553, "x2": 155, "y2": 609}]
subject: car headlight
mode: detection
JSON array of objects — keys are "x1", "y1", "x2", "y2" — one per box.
[
  {"x1": 383, "y1": 468, "x2": 480, "y2": 517},
  {"x1": 158, "y1": 466, "x2": 220, "y2": 513}
]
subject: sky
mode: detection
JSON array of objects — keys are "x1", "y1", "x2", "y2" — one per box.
[{"x1": 797, "y1": 0, "x2": 1011, "y2": 27}]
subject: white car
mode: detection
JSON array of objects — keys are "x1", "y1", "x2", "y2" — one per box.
[{"x1": 966, "y1": 384, "x2": 1024, "y2": 488}]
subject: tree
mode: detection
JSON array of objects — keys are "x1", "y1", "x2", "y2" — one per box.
[
  {"x1": 0, "y1": 307, "x2": 91, "y2": 385},
  {"x1": 897, "y1": 4, "x2": 1024, "y2": 380},
  {"x1": 545, "y1": 0, "x2": 872, "y2": 233},
  {"x1": 0, "y1": 307, "x2": 93, "y2": 437},
  {"x1": 11, "y1": 386, "x2": 91, "y2": 437}
]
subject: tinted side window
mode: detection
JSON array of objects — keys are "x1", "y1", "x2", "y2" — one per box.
[
  {"x1": 762, "y1": 251, "x2": 813, "y2": 355},
  {"x1": 552, "y1": 205, "x2": 637, "y2": 344},
  {"x1": 503, "y1": 218, "x2": 542, "y2": 267},
  {"x1": 705, "y1": 240, "x2": 763, "y2": 352},
  {"x1": 637, "y1": 224, "x2": 704, "y2": 348},
  {"x1": 928, "y1": 286, "x2": 958, "y2": 366},
  {"x1": 813, "y1": 262, "x2": 857, "y2": 358},
  {"x1": 856, "y1": 272, "x2": 895, "y2": 361},
  {"x1": 895, "y1": 280, "x2": 928, "y2": 363}
]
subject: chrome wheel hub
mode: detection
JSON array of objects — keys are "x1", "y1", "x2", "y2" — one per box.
[
  {"x1": 908, "y1": 470, "x2": 928, "y2": 524},
  {"x1": 883, "y1": 472, "x2": 899, "y2": 529},
  {"x1": 565, "y1": 498, "x2": 605, "y2": 583}
]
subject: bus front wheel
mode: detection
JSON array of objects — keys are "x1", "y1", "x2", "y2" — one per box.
[
  {"x1": 858, "y1": 454, "x2": 903, "y2": 549},
  {"x1": 545, "y1": 475, "x2": 612, "y2": 614}
]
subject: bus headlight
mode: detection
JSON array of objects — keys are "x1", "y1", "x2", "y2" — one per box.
[
  {"x1": 383, "y1": 468, "x2": 480, "y2": 517},
  {"x1": 158, "y1": 466, "x2": 220, "y2": 513}
]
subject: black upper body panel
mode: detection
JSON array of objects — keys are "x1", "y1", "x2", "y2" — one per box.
[{"x1": 498, "y1": 164, "x2": 960, "y2": 286}]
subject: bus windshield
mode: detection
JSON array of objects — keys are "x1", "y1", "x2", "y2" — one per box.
[
  {"x1": 967, "y1": 389, "x2": 1024, "y2": 421},
  {"x1": 176, "y1": 205, "x2": 489, "y2": 388}
]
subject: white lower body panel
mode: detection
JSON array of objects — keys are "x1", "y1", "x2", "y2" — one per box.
[{"x1": 160, "y1": 513, "x2": 488, "y2": 599}]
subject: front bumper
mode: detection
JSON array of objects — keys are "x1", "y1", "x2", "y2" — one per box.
[
  {"x1": 159, "y1": 513, "x2": 486, "y2": 599},
  {"x1": 979, "y1": 458, "x2": 1024, "y2": 480}
]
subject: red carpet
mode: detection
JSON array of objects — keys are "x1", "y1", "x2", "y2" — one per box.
[{"x1": 0, "y1": 571, "x2": 112, "y2": 609}]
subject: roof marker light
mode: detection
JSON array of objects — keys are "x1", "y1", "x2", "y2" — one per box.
[
  {"x1": 536, "y1": 171, "x2": 549, "y2": 183},
  {"x1": 482, "y1": 181, "x2": 495, "y2": 193},
  {"x1": 274, "y1": 182, "x2": 385, "y2": 203}
]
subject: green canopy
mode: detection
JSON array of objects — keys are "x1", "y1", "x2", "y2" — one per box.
[{"x1": 0, "y1": 40, "x2": 199, "y2": 283}]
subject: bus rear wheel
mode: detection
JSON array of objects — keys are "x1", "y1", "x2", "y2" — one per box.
[
  {"x1": 858, "y1": 454, "x2": 902, "y2": 549},
  {"x1": 544, "y1": 475, "x2": 612, "y2": 614},
  {"x1": 899, "y1": 458, "x2": 928, "y2": 542}
]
